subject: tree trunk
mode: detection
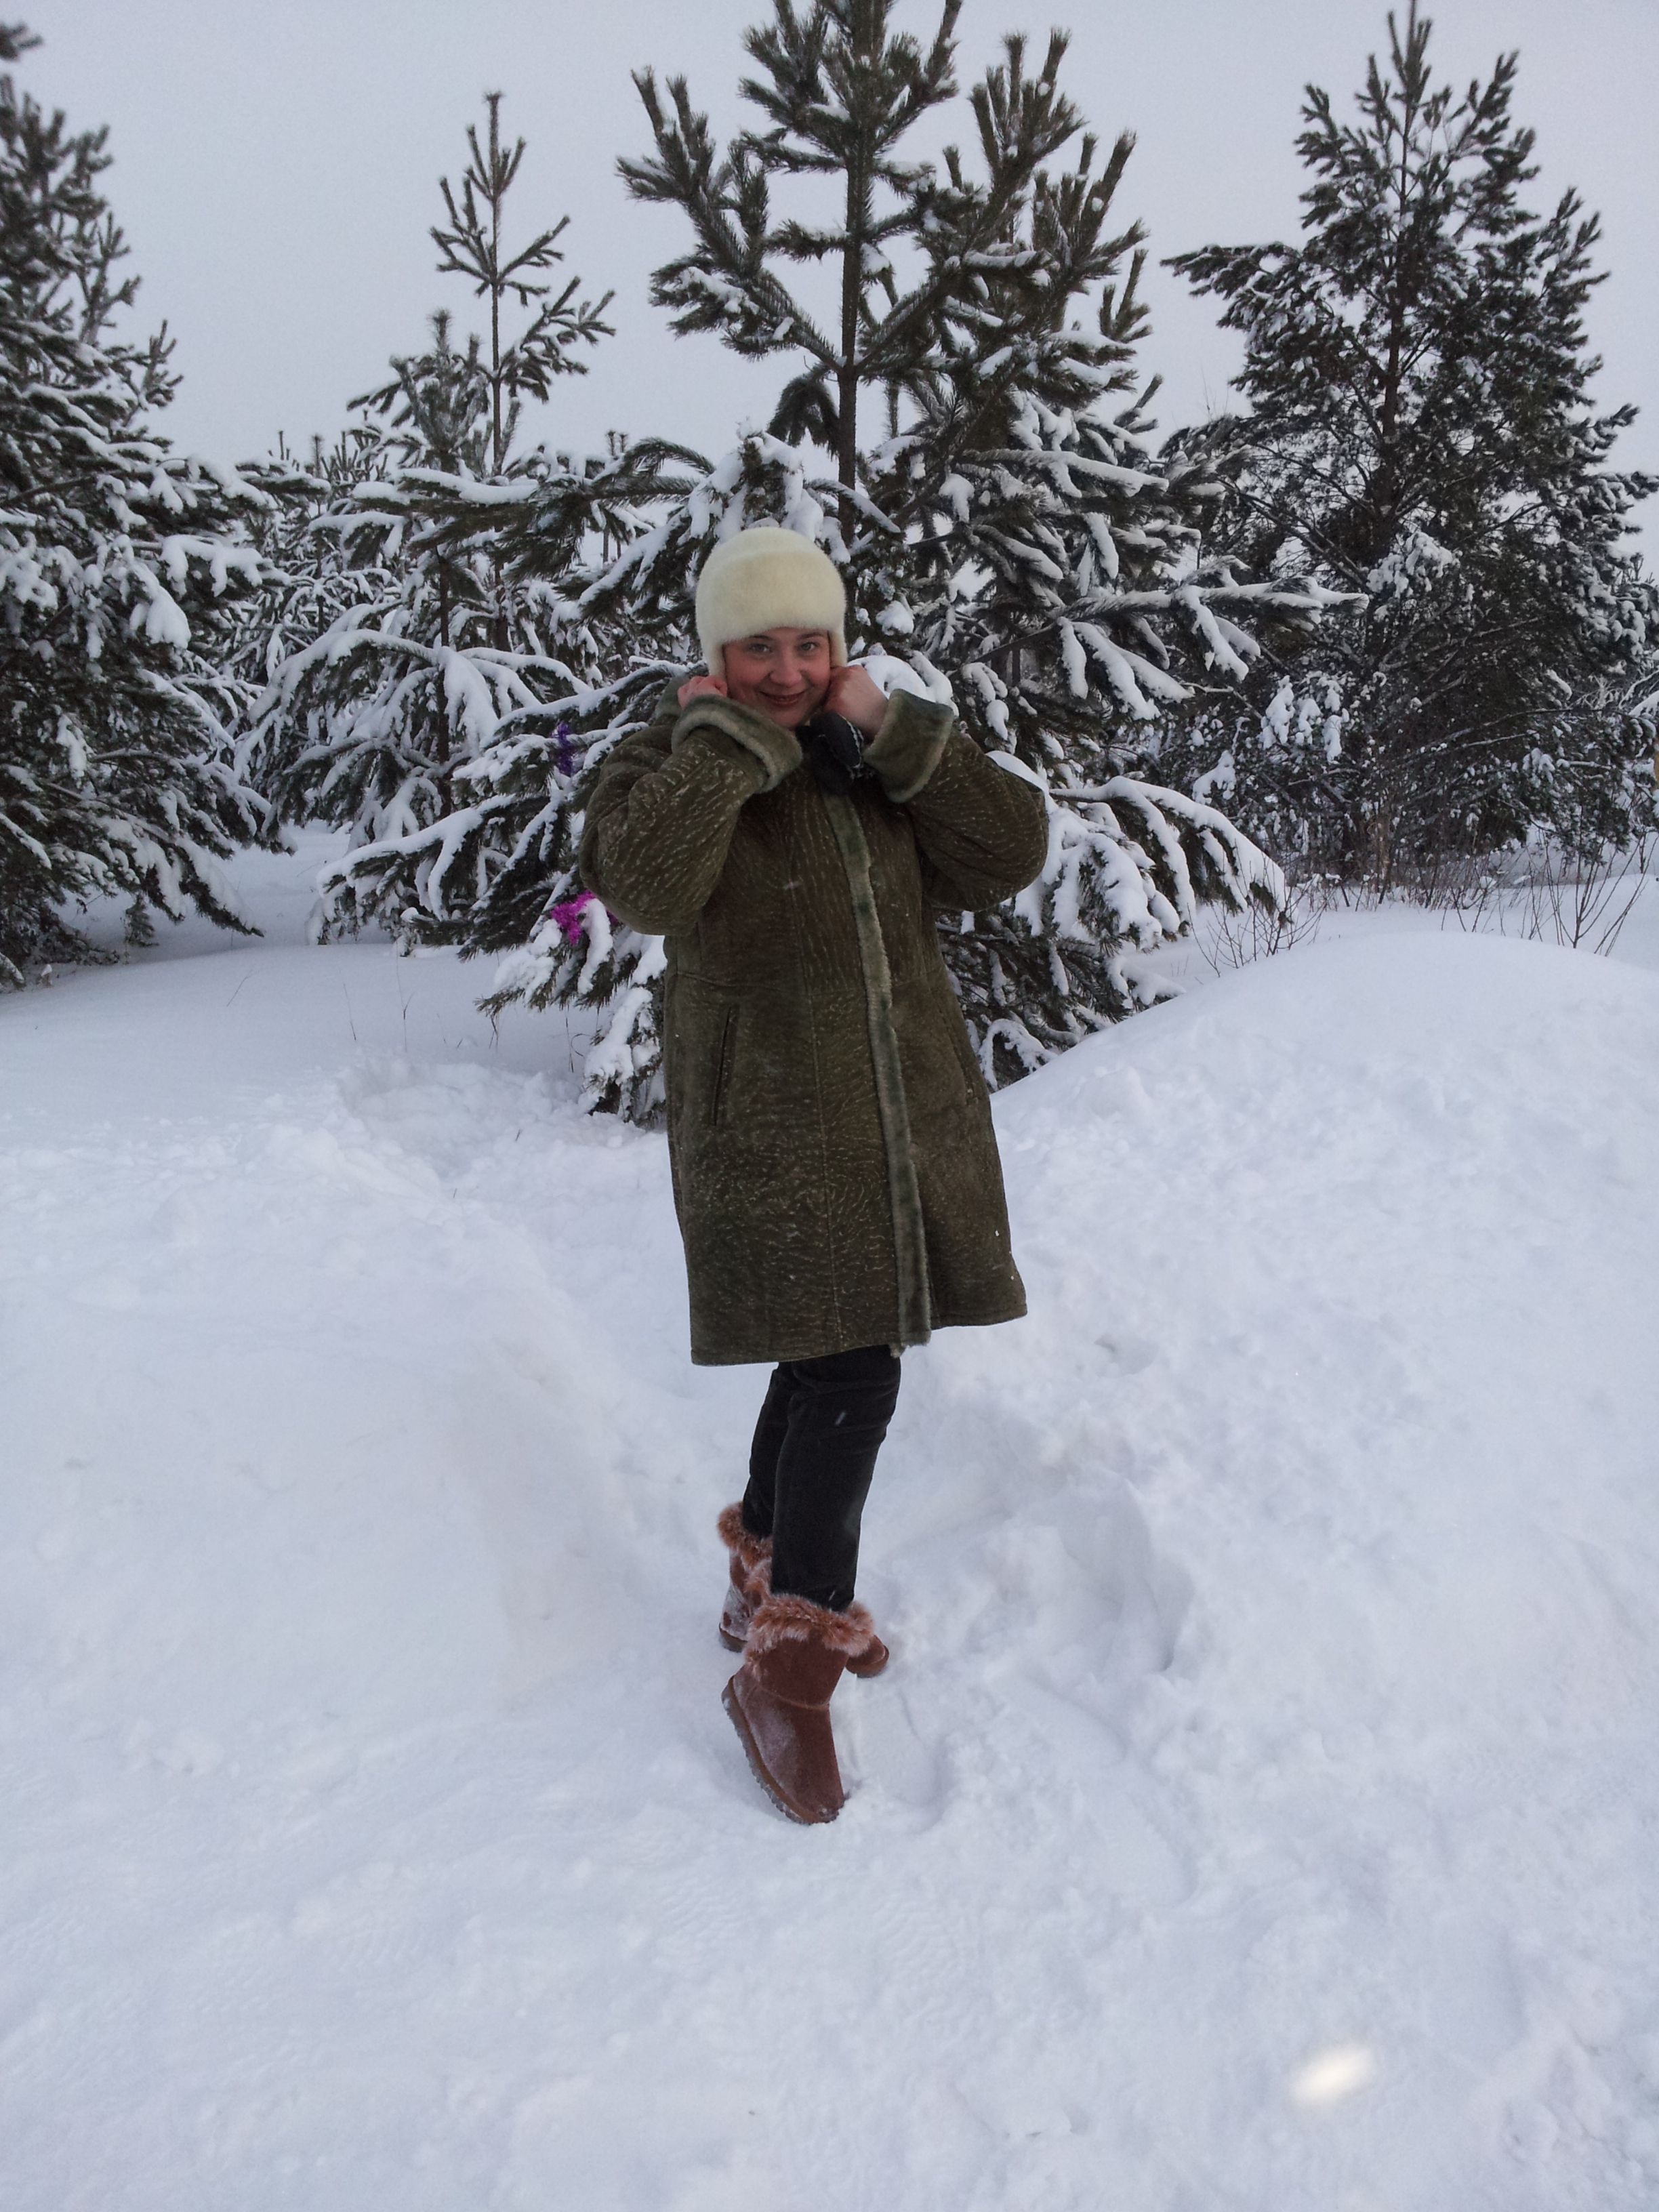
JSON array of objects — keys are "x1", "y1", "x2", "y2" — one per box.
[
  {"x1": 838, "y1": 165, "x2": 863, "y2": 533},
  {"x1": 836, "y1": 24, "x2": 873, "y2": 537}
]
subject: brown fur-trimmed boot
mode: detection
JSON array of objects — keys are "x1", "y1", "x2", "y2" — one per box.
[
  {"x1": 716, "y1": 1504, "x2": 772, "y2": 1652},
  {"x1": 716, "y1": 1504, "x2": 890, "y2": 1675},
  {"x1": 722, "y1": 1593, "x2": 879, "y2": 1824}
]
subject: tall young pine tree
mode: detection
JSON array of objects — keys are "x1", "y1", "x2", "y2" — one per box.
[
  {"x1": 245, "y1": 94, "x2": 641, "y2": 940},
  {"x1": 0, "y1": 22, "x2": 270, "y2": 983},
  {"x1": 1168, "y1": 3, "x2": 1658, "y2": 880},
  {"x1": 470, "y1": 1, "x2": 1328, "y2": 1111}
]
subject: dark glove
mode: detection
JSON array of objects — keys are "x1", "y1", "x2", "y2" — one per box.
[{"x1": 799, "y1": 709, "x2": 869, "y2": 796}]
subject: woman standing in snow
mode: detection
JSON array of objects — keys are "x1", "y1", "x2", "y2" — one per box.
[{"x1": 579, "y1": 529, "x2": 1046, "y2": 1823}]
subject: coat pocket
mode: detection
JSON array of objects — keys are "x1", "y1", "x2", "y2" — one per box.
[
  {"x1": 708, "y1": 1003, "x2": 738, "y2": 1128},
  {"x1": 668, "y1": 972, "x2": 743, "y2": 1136}
]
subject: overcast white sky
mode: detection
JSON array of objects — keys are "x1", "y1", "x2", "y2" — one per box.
[{"x1": 20, "y1": 1, "x2": 1659, "y2": 551}]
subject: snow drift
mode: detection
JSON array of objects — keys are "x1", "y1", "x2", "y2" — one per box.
[{"x1": 3, "y1": 865, "x2": 1658, "y2": 2211}]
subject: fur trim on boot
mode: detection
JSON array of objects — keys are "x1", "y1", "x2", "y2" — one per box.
[
  {"x1": 716, "y1": 1506, "x2": 888, "y2": 1672},
  {"x1": 717, "y1": 1503, "x2": 772, "y2": 1653},
  {"x1": 750, "y1": 1584, "x2": 888, "y2": 1677},
  {"x1": 722, "y1": 1593, "x2": 874, "y2": 1824}
]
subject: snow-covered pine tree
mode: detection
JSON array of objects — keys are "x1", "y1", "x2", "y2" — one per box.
[
  {"x1": 850, "y1": 44, "x2": 1336, "y2": 1071},
  {"x1": 306, "y1": 424, "x2": 700, "y2": 952},
  {"x1": 1168, "y1": 3, "x2": 1658, "y2": 882},
  {"x1": 0, "y1": 22, "x2": 270, "y2": 983},
  {"x1": 472, "y1": 2, "x2": 1329, "y2": 1109},
  {"x1": 245, "y1": 94, "x2": 630, "y2": 943},
  {"x1": 233, "y1": 424, "x2": 389, "y2": 727}
]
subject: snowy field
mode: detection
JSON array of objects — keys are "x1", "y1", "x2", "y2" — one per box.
[{"x1": 4, "y1": 840, "x2": 1659, "y2": 2211}]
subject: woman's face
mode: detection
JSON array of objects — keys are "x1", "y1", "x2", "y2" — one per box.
[{"x1": 721, "y1": 628, "x2": 833, "y2": 729}]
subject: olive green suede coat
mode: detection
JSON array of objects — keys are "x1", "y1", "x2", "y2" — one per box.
[{"x1": 579, "y1": 680, "x2": 1049, "y2": 1366}]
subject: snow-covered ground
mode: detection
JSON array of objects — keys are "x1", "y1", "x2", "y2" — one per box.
[{"x1": 5, "y1": 842, "x2": 1659, "y2": 2211}]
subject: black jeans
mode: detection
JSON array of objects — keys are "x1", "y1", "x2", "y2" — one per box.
[{"x1": 740, "y1": 1345, "x2": 901, "y2": 1613}]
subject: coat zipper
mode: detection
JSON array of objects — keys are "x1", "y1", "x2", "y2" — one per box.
[{"x1": 820, "y1": 790, "x2": 933, "y2": 1346}]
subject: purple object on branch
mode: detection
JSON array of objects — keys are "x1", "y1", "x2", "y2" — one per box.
[{"x1": 548, "y1": 891, "x2": 597, "y2": 945}]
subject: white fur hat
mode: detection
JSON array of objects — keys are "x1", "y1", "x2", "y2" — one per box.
[{"x1": 694, "y1": 527, "x2": 848, "y2": 674}]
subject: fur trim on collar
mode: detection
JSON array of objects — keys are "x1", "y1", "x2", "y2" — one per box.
[{"x1": 672, "y1": 695, "x2": 803, "y2": 790}]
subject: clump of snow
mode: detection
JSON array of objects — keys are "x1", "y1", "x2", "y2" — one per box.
[{"x1": 3, "y1": 844, "x2": 1658, "y2": 2209}]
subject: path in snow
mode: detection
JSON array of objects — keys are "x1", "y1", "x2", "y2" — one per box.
[{"x1": 4, "y1": 849, "x2": 1659, "y2": 2210}]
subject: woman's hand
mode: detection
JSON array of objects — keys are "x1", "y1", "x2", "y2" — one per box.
[
  {"x1": 678, "y1": 673, "x2": 729, "y2": 709},
  {"x1": 824, "y1": 663, "x2": 889, "y2": 737}
]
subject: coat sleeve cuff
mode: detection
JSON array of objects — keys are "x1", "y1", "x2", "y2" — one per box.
[
  {"x1": 863, "y1": 691, "x2": 956, "y2": 804},
  {"x1": 672, "y1": 697, "x2": 803, "y2": 792}
]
